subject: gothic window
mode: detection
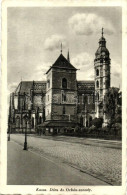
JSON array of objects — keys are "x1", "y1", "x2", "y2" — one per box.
[
  {"x1": 96, "y1": 69, "x2": 99, "y2": 76},
  {"x1": 32, "y1": 117, "x2": 34, "y2": 128},
  {"x1": 96, "y1": 80, "x2": 99, "y2": 88},
  {"x1": 16, "y1": 116, "x2": 20, "y2": 128},
  {"x1": 62, "y1": 90, "x2": 66, "y2": 103},
  {"x1": 63, "y1": 105, "x2": 65, "y2": 114},
  {"x1": 39, "y1": 116, "x2": 42, "y2": 124},
  {"x1": 80, "y1": 116, "x2": 83, "y2": 126},
  {"x1": 93, "y1": 92, "x2": 95, "y2": 103},
  {"x1": 62, "y1": 78, "x2": 67, "y2": 89},
  {"x1": 84, "y1": 96, "x2": 88, "y2": 104},
  {"x1": 88, "y1": 95, "x2": 90, "y2": 104}
]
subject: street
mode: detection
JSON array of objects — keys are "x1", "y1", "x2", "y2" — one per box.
[
  {"x1": 7, "y1": 141, "x2": 108, "y2": 185},
  {"x1": 7, "y1": 134, "x2": 122, "y2": 185}
]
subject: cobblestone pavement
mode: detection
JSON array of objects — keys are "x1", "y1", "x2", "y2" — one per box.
[{"x1": 10, "y1": 134, "x2": 122, "y2": 185}]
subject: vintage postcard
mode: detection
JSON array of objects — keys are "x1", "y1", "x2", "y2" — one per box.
[{"x1": 1, "y1": 0, "x2": 127, "y2": 194}]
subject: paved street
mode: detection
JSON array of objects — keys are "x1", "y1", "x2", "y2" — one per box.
[
  {"x1": 8, "y1": 134, "x2": 122, "y2": 185},
  {"x1": 7, "y1": 141, "x2": 108, "y2": 185}
]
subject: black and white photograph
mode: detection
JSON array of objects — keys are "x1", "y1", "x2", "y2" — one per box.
[{"x1": 1, "y1": 1, "x2": 126, "y2": 195}]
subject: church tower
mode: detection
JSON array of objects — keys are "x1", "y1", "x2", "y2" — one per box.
[
  {"x1": 45, "y1": 46, "x2": 77, "y2": 133},
  {"x1": 94, "y1": 28, "x2": 111, "y2": 119}
]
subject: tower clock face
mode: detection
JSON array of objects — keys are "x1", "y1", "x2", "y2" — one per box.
[{"x1": 102, "y1": 52, "x2": 105, "y2": 55}]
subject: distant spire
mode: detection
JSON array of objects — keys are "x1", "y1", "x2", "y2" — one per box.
[
  {"x1": 67, "y1": 49, "x2": 70, "y2": 62},
  {"x1": 61, "y1": 43, "x2": 62, "y2": 53},
  {"x1": 102, "y1": 27, "x2": 104, "y2": 37}
]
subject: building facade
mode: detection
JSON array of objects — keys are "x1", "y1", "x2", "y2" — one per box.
[{"x1": 8, "y1": 30, "x2": 111, "y2": 133}]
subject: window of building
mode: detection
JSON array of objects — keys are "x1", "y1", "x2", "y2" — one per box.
[
  {"x1": 96, "y1": 69, "x2": 99, "y2": 76},
  {"x1": 47, "y1": 80, "x2": 50, "y2": 88},
  {"x1": 80, "y1": 115, "x2": 83, "y2": 126},
  {"x1": 63, "y1": 105, "x2": 65, "y2": 114},
  {"x1": 62, "y1": 90, "x2": 66, "y2": 103},
  {"x1": 16, "y1": 116, "x2": 20, "y2": 128},
  {"x1": 93, "y1": 92, "x2": 95, "y2": 103},
  {"x1": 48, "y1": 95, "x2": 49, "y2": 101},
  {"x1": 84, "y1": 95, "x2": 88, "y2": 104},
  {"x1": 97, "y1": 93, "x2": 99, "y2": 101},
  {"x1": 32, "y1": 117, "x2": 34, "y2": 128},
  {"x1": 39, "y1": 116, "x2": 42, "y2": 124},
  {"x1": 62, "y1": 78, "x2": 67, "y2": 89},
  {"x1": 82, "y1": 94, "x2": 84, "y2": 104},
  {"x1": 88, "y1": 95, "x2": 90, "y2": 104},
  {"x1": 96, "y1": 80, "x2": 99, "y2": 88}
]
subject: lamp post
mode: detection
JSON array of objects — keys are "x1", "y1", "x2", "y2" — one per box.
[
  {"x1": 23, "y1": 115, "x2": 29, "y2": 150},
  {"x1": 8, "y1": 127, "x2": 10, "y2": 141}
]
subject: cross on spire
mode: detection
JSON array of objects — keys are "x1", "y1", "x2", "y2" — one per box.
[
  {"x1": 102, "y1": 27, "x2": 104, "y2": 37},
  {"x1": 61, "y1": 43, "x2": 62, "y2": 53}
]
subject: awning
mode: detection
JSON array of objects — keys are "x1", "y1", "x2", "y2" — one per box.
[{"x1": 37, "y1": 120, "x2": 77, "y2": 128}]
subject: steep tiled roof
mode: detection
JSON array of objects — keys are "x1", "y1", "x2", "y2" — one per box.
[
  {"x1": 77, "y1": 80, "x2": 95, "y2": 93},
  {"x1": 46, "y1": 54, "x2": 77, "y2": 74},
  {"x1": 15, "y1": 81, "x2": 46, "y2": 94}
]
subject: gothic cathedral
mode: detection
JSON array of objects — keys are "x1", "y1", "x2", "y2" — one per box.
[{"x1": 8, "y1": 29, "x2": 111, "y2": 134}]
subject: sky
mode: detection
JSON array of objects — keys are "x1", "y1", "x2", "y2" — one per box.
[{"x1": 7, "y1": 7, "x2": 122, "y2": 94}]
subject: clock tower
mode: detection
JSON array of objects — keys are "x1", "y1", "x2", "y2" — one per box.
[{"x1": 94, "y1": 28, "x2": 111, "y2": 119}]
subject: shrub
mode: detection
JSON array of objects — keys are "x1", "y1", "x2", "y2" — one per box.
[
  {"x1": 74, "y1": 125, "x2": 81, "y2": 136},
  {"x1": 91, "y1": 117, "x2": 103, "y2": 128},
  {"x1": 60, "y1": 127, "x2": 65, "y2": 134}
]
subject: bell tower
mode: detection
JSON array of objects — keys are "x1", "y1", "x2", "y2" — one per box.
[{"x1": 94, "y1": 28, "x2": 111, "y2": 118}]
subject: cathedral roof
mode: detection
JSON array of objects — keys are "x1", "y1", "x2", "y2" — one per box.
[
  {"x1": 15, "y1": 81, "x2": 46, "y2": 94},
  {"x1": 46, "y1": 54, "x2": 77, "y2": 74},
  {"x1": 77, "y1": 80, "x2": 95, "y2": 94}
]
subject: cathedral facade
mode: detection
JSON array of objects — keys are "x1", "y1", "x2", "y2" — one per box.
[{"x1": 8, "y1": 30, "x2": 110, "y2": 134}]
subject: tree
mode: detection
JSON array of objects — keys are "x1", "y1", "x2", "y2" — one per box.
[
  {"x1": 91, "y1": 117, "x2": 103, "y2": 128},
  {"x1": 103, "y1": 87, "x2": 122, "y2": 124}
]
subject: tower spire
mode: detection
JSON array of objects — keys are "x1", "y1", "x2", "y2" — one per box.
[
  {"x1": 61, "y1": 43, "x2": 62, "y2": 54},
  {"x1": 102, "y1": 27, "x2": 104, "y2": 37},
  {"x1": 67, "y1": 49, "x2": 70, "y2": 62}
]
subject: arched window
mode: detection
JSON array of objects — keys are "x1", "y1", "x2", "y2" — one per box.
[
  {"x1": 96, "y1": 69, "x2": 99, "y2": 76},
  {"x1": 39, "y1": 116, "x2": 42, "y2": 124},
  {"x1": 63, "y1": 105, "x2": 65, "y2": 114},
  {"x1": 80, "y1": 115, "x2": 83, "y2": 127},
  {"x1": 32, "y1": 117, "x2": 34, "y2": 128},
  {"x1": 96, "y1": 80, "x2": 99, "y2": 88},
  {"x1": 62, "y1": 78, "x2": 67, "y2": 89}
]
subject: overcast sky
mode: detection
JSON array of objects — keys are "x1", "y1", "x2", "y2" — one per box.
[{"x1": 7, "y1": 7, "x2": 122, "y2": 94}]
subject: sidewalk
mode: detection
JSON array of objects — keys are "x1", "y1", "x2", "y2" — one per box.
[{"x1": 29, "y1": 134, "x2": 122, "y2": 149}]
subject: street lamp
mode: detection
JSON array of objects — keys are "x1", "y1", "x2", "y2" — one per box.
[
  {"x1": 8, "y1": 128, "x2": 11, "y2": 141},
  {"x1": 23, "y1": 114, "x2": 29, "y2": 150}
]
